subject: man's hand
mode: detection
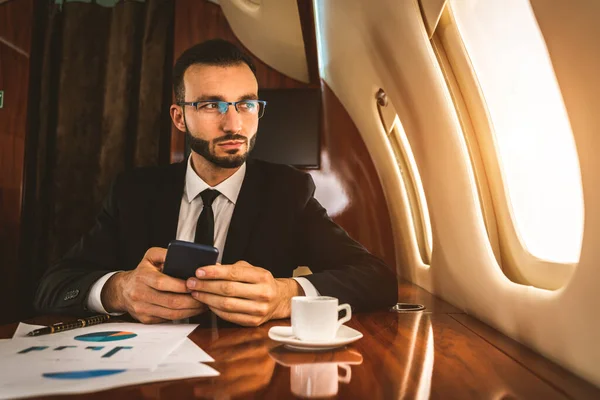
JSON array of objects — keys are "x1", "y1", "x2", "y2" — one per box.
[
  {"x1": 186, "y1": 261, "x2": 304, "y2": 326},
  {"x1": 101, "y1": 247, "x2": 207, "y2": 324}
]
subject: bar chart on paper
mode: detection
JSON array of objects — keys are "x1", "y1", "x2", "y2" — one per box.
[
  {"x1": 0, "y1": 322, "x2": 219, "y2": 399},
  {"x1": 1, "y1": 323, "x2": 198, "y2": 370}
]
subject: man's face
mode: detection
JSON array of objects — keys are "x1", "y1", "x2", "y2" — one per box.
[{"x1": 181, "y1": 63, "x2": 259, "y2": 168}]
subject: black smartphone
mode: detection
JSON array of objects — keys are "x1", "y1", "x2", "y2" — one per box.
[{"x1": 162, "y1": 240, "x2": 219, "y2": 280}]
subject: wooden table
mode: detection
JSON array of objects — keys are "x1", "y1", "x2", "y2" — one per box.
[{"x1": 2, "y1": 282, "x2": 598, "y2": 399}]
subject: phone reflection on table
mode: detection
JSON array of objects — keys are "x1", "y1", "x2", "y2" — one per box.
[{"x1": 269, "y1": 346, "x2": 363, "y2": 398}]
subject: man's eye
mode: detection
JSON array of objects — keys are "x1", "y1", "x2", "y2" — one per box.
[
  {"x1": 239, "y1": 101, "x2": 256, "y2": 110},
  {"x1": 199, "y1": 102, "x2": 219, "y2": 110}
]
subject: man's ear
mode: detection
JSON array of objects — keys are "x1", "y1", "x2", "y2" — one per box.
[{"x1": 170, "y1": 104, "x2": 187, "y2": 132}]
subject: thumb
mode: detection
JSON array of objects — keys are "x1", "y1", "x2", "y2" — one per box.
[{"x1": 144, "y1": 247, "x2": 167, "y2": 268}]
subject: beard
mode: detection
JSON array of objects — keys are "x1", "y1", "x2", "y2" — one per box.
[{"x1": 185, "y1": 128, "x2": 257, "y2": 169}]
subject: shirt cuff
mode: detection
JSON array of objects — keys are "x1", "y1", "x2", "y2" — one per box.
[
  {"x1": 86, "y1": 271, "x2": 126, "y2": 316},
  {"x1": 292, "y1": 277, "x2": 320, "y2": 297}
]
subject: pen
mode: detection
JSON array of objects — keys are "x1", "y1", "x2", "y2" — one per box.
[{"x1": 26, "y1": 315, "x2": 111, "y2": 337}]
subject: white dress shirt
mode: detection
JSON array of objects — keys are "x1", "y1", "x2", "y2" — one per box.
[{"x1": 86, "y1": 156, "x2": 319, "y2": 314}]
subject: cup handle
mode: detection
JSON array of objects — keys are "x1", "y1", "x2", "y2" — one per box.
[
  {"x1": 338, "y1": 364, "x2": 352, "y2": 383},
  {"x1": 337, "y1": 303, "x2": 352, "y2": 328}
]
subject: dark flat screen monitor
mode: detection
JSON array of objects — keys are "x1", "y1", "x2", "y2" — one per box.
[{"x1": 250, "y1": 88, "x2": 321, "y2": 168}]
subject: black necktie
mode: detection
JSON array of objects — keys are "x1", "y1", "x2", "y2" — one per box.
[
  {"x1": 194, "y1": 189, "x2": 220, "y2": 246},
  {"x1": 191, "y1": 189, "x2": 220, "y2": 326}
]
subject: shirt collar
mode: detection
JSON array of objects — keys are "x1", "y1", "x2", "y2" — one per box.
[{"x1": 184, "y1": 155, "x2": 247, "y2": 205}]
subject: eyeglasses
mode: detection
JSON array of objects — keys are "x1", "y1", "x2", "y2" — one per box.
[{"x1": 178, "y1": 100, "x2": 267, "y2": 118}]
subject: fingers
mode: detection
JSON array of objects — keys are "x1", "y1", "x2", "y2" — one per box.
[
  {"x1": 144, "y1": 247, "x2": 168, "y2": 268},
  {"x1": 139, "y1": 266, "x2": 189, "y2": 294},
  {"x1": 186, "y1": 279, "x2": 274, "y2": 302},
  {"x1": 116, "y1": 247, "x2": 213, "y2": 323},
  {"x1": 123, "y1": 262, "x2": 208, "y2": 322},
  {"x1": 125, "y1": 282, "x2": 204, "y2": 311},
  {"x1": 131, "y1": 314, "x2": 168, "y2": 325},
  {"x1": 147, "y1": 288, "x2": 206, "y2": 310},
  {"x1": 131, "y1": 302, "x2": 208, "y2": 323},
  {"x1": 191, "y1": 291, "x2": 268, "y2": 317},
  {"x1": 209, "y1": 306, "x2": 267, "y2": 327},
  {"x1": 195, "y1": 261, "x2": 271, "y2": 283}
]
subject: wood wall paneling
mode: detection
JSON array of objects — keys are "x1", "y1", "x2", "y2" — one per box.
[
  {"x1": 0, "y1": 0, "x2": 32, "y2": 55},
  {"x1": 0, "y1": 0, "x2": 32, "y2": 323},
  {"x1": 173, "y1": 0, "x2": 312, "y2": 90},
  {"x1": 319, "y1": 82, "x2": 397, "y2": 270},
  {"x1": 296, "y1": 0, "x2": 319, "y2": 85}
]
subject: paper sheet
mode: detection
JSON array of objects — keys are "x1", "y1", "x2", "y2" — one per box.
[
  {"x1": 0, "y1": 362, "x2": 219, "y2": 400},
  {"x1": 11, "y1": 323, "x2": 214, "y2": 364},
  {"x1": 11, "y1": 322, "x2": 45, "y2": 338},
  {"x1": 1, "y1": 322, "x2": 198, "y2": 370},
  {"x1": 0, "y1": 322, "x2": 220, "y2": 399},
  {"x1": 164, "y1": 337, "x2": 214, "y2": 363}
]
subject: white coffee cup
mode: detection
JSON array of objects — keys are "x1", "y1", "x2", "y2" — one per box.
[
  {"x1": 291, "y1": 296, "x2": 352, "y2": 342},
  {"x1": 291, "y1": 363, "x2": 352, "y2": 398}
]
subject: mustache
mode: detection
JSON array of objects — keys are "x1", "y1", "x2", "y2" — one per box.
[{"x1": 213, "y1": 134, "x2": 247, "y2": 144}]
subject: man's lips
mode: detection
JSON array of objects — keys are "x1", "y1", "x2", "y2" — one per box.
[{"x1": 218, "y1": 141, "x2": 245, "y2": 149}]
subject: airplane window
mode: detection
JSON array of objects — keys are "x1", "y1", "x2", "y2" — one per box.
[{"x1": 450, "y1": 0, "x2": 584, "y2": 264}]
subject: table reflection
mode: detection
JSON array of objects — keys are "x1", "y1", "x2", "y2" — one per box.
[
  {"x1": 270, "y1": 346, "x2": 363, "y2": 398},
  {"x1": 145, "y1": 327, "x2": 275, "y2": 399},
  {"x1": 372, "y1": 311, "x2": 434, "y2": 399}
]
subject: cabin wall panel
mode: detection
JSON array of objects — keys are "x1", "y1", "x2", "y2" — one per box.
[
  {"x1": 0, "y1": 0, "x2": 32, "y2": 324},
  {"x1": 317, "y1": 82, "x2": 397, "y2": 272},
  {"x1": 0, "y1": 0, "x2": 32, "y2": 54},
  {"x1": 315, "y1": 0, "x2": 600, "y2": 387}
]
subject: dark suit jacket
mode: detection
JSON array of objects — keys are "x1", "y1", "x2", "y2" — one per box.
[{"x1": 34, "y1": 159, "x2": 398, "y2": 315}]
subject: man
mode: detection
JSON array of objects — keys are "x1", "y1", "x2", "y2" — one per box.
[{"x1": 34, "y1": 39, "x2": 397, "y2": 326}]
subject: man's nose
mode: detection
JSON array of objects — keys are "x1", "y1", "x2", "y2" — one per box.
[{"x1": 220, "y1": 105, "x2": 243, "y2": 133}]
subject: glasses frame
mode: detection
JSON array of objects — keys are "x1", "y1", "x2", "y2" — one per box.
[{"x1": 178, "y1": 100, "x2": 267, "y2": 118}]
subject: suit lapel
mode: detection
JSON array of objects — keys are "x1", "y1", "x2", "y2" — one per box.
[
  {"x1": 222, "y1": 160, "x2": 264, "y2": 264},
  {"x1": 151, "y1": 161, "x2": 187, "y2": 248}
]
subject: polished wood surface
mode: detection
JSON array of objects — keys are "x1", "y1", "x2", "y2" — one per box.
[
  {"x1": 0, "y1": 0, "x2": 32, "y2": 324},
  {"x1": 2, "y1": 282, "x2": 598, "y2": 399},
  {"x1": 396, "y1": 281, "x2": 462, "y2": 314}
]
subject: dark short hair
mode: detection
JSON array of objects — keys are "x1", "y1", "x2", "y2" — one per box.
[{"x1": 172, "y1": 39, "x2": 257, "y2": 103}]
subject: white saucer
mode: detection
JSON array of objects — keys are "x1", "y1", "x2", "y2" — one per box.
[{"x1": 268, "y1": 325, "x2": 363, "y2": 351}]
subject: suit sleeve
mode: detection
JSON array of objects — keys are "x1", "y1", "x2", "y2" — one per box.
[
  {"x1": 33, "y1": 176, "x2": 123, "y2": 316},
  {"x1": 295, "y1": 175, "x2": 398, "y2": 311}
]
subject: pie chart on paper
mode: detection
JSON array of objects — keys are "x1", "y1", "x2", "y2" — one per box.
[{"x1": 74, "y1": 331, "x2": 137, "y2": 342}]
